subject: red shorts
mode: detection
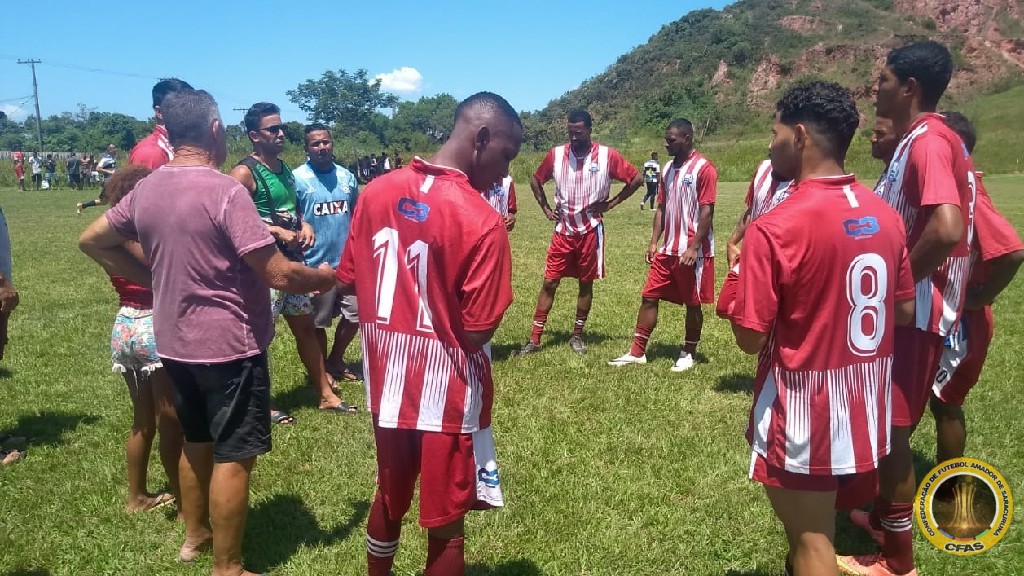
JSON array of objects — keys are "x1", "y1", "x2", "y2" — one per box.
[
  {"x1": 932, "y1": 307, "x2": 993, "y2": 407},
  {"x1": 545, "y1": 225, "x2": 605, "y2": 281},
  {"x1": 372, "y1": 418, "x2": 501, "y2": 528},
  {"x1": 750, "y1": 452, "x2": 877, "y2": 508},
  {"x1": 891, "y1": 326, "x2": 945, "y2": 427},
  {"x1": 642, "y1": 253, "x2": 715, "y2": 306},
  {"x1": 715, "y1": 263, "x2": 740, "y2": 318}
]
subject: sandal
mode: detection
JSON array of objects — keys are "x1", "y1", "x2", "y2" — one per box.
[
  {"x1": 319, "y1": 402, "x2": 358, "y2": 414},
  {"x1": 270, "y1": 409, "x2": 296, "y2": 425}
]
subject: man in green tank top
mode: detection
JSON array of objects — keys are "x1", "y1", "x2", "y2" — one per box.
[{"x1": 229, "y1": 102, "x2": 358, "y2": 418}]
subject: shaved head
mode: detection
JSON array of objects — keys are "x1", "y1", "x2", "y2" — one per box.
[{"x1": 435, "y1": 92, "x2": 524, "y2": 192}]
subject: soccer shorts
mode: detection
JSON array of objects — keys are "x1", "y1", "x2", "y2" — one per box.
[
  {"x1": 310, "y1": 287, "x2": 358, "y2": 329},
  {"x1": 110, "y1": 306, "x2": 162, "y2": 375},
  {"x1": 271, "y1": 288, "x2": 312, "y2": 318},
  {"x1": 544, "y1": 225, "x2": 605, "y2": 281},
  {"x1": 749, "y1": 452, "x2": 839, "y2": 492},
  {"x1": 891, "y1": 326, "x2": 945, "y2": 427},
  {"x1": 716, "y1": 263, "x2": 740, "y2": 318},
  {"x1": 642, "y1": 253, "x2": 715, "y2": 306},
  {"x1": 372, "y1": 417, "x2": 504, "y2": 528},
  {"x1": 162, "y1": 352, "x2": 272, "y2": 463},
  {"x1": 933, "y1": 307, "x2": 993, "y2": 407}
]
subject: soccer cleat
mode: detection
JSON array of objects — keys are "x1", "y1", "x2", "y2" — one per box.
[
  {"x1": 837, "y1": 553, "x2": 917, "y2": 576},
  {"x1": 849, "y1": 509, "x2": 885, "y2": 546},
  {"x1": 569, "y1": 336, "x2": 587, "y2": 355},
  {"x1": 608, "y1": 352, "x2": 647, "y2": 367},
  {"x1": 511, "y1": 341, "x2": 542, "y2": 357},
  {"x1": 670, "y1": 352, "x2": 695, "y2": 372}
]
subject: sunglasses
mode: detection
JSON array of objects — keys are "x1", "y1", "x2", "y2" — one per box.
[{"x1": 259, "y1": 125, "x2": 286, "y2": 134}]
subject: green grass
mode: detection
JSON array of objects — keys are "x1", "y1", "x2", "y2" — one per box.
[{"x1": 1, "y1": 176, "x2": 1024, "y2": 575}]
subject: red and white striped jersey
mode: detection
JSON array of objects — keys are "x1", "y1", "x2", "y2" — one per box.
[
  {"x1": 876, "y1": 113, "x2": 977, "y2": 337},
  {"x1": 337, "y1": 157, "x2": 514, "y2": 433},
  {"x1": 745, "y1": 160, "x2": 793, "y2": 222},
  {"x1": 731, "y1": 175, "x2": 916, "y2": 475},
  {"x1": 534, "y1": 142, "x2": 639, "y2": 236},
  {"x1": 656, "y1": 151, "x2": 718, "y2": 257},
  {"x1": 482, "y1": 176, "x2": 516, "y2": 217}
]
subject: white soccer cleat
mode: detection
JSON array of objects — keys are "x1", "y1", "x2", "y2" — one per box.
[
  {"x1": 670, "y1": 353, "x2": 695, "y2": 372},
  {"x1": 608, "y1": 352, "x2": 646, "y2": 367}
]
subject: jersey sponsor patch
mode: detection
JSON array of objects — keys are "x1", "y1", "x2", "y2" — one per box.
[
  {"x1": 397, "y1": 198, "x2": 429, "y2": 222},
  {"x1": 844, "y1": 216, "x2": 880, "y2": 239},
  {"x1": 312, "y1": 200, "x2": 351, "y2": 216}
]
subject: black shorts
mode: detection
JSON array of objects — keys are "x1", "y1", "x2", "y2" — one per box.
[{"x1": 162, "y1": 352, "x2": 272, "y2": 463}]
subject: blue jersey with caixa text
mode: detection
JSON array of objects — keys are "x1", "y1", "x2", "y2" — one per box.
[{"x1": 293, "y1": 161, "x2": 359, "y2": 268}]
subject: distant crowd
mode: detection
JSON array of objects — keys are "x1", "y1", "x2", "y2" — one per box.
[{"x1": 9, "y1": 148, "x2": 113, "y2": 191}]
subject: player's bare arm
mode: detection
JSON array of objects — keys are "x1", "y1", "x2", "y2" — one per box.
[
  {"x1": 731, "y1": 324, "x2": 767, "y2": 355},
  {"x1": 466, "y1": 328, "x2": 499, "y2": 348},
  {"x1": 967, "y1": 249, "x2": 1024, "y2": 308},
  {"x1": 647, "y1": 204, "x2": 665, "y2": 264},
  {"x1": 242, "y1": 243, "x2": 335, "y2": 294},
  {"x1": 895, "y1": 297, "x2": 916, "y2": 327},
  {"x1": 681, "y1": 204, "x2": 715, "y2": 267},
  {"x1": 727, "y1": 206, "x2": 753, "y2": 267},
  {"x1": 529, "y1": 174, "x2": 557, "y2": 221},
  {"x1": 604, "y1": 171, "x2": 644, "y2": 212},
  {"x1": 79, "y1": 217, "x2": 152, "y2": 288},
  {"x1": 909, "y1": 203, "x2": 962, "y2": 282}
]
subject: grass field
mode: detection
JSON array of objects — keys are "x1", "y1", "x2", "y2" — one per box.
[{"x1": 1, "y1": 175, "x2": 1023, "y2": 576}]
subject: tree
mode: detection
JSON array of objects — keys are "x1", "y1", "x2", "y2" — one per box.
[
  {"x1": 390, "y1": 94, "x2": 458, "y2": 144},
  {"x1": 286, "y1": 68, "x2": 399, "y2": 134}
]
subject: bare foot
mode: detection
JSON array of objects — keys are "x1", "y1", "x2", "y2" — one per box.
[
  {"x1": 179, "y1": 533, "x2": 212, "y2": 563},
  {"x1": 126, "y1": 492, "x2": 175, "y2": 514},
  {"x1": 1, "y1": 449, "x2": 23, "y2": 465}
]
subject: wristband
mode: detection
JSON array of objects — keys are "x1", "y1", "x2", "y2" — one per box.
[{"x1": 83, "y1": 199, "x2": 99, "y2": 208}]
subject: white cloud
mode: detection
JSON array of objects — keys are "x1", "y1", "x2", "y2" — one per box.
[
  {"x1": 374, "y1": 67, "x2": 424, "y2": 94},
  {"x1": 0, "y1": 104, "x2": 27, "y2": 121}
]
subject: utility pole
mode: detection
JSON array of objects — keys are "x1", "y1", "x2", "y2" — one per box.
[{"x1": 17, "y1": 59, "x2": 44, "y2": 154}]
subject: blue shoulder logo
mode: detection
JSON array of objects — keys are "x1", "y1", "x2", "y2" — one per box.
[
  {"x1": 397, "y1": 197, "x2": 430, "y2": 222},
  {"x1": 478, "y1": 467, "x2": 500, "y2": 487},
  {"x1": 844, "y1": 216, "x2": 880, "y2": 238}
]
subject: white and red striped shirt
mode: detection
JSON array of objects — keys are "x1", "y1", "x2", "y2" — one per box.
[
  {"x1": 534, "y1": 142, "x2": 638, "y2": 236},
  {"x1": 745, "y1": 160, "x2": 793, "y2": 222},
  {"x1": 656, "y1": 151, "x2": 718, "y2": 257},
  {"x1": 731, "y1": 175, "x2": 916, "y2": 475},
  {"x1": 482, "y1": 176, "x2": 516, "y2": 217},
  {"x1": 876, "y1": 113, "x2": 977, "y2": 337},
  {"x1": 337, "y1": 157, "x2": 513, "y2": 433}
]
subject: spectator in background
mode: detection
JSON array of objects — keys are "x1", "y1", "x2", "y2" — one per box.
[
  {"x1": 130, "y1": 78, "x2": 194, "y2": 169},
  {"x1": 381, "y1": 152, "x2": 391, "y2": 173},
  {"x1": 13, "y1": 156, "x2": 25, "y2": 192},
  {"x1": 393, "y1": 153, "x2": 403, "y2": 169},
  {"x1": 67, "y1": 152, "x2": 83, "y2": 190},
  {"x1": 44, "y1": 154, "x2": 59, "y2": 190},
  {"x1": 97, "y1": 144, "x2": 118, "y2": 184},
  {"x1": 29, "y1": 152, "x2": 42, "y2": 190}
]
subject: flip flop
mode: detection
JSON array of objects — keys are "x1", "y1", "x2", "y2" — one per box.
[
  {"x1": 319, "y1": 402, "x2": 358, "y2": 414},
  {"x1": 134, "y1": 492, "x2": 175, "y2": 513},
  {"x1": 270, "y1": 409, "x2": 296, "y2": 425}
]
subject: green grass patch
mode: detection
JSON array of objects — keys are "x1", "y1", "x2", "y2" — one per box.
[{"x1": 1, "y1": 177, "x2": 1023, "y2": 575}]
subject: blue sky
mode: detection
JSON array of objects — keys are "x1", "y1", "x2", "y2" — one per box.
[{"x1": 0, "y1": 0, "x2": 728, "y2": 125}]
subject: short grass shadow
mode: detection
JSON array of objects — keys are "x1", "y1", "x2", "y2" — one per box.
[
  {"x1": 492, "y1": 330, "x2": 612, "y2": 360},
  {"x1": 1, "y1": 569, "x2": 52, "y2": 576},
  {"x1": 243, "y1": 494, "x2": 368, "y2": 571},
  {"x1": 715, "y1": 372, "x2": 756, "y2": 394},
  {"x1": 271, "y1": 380, "x2": 322, "y2": 414},
  {"x1": 644, "y1": 342, "x2": 709, "y2": 364},
  {"x1": 724, "y1": 568, "x2": 782, "y2": 576},
  {"x1": 0, "y1": 367, "x2": 12, "y2": 379},
  {"x1": 466, "y1": 558, "x2": 542, "y2": 576},
  {"x1": 6, "y1": 411, "x2": 100, "y2": 447}
]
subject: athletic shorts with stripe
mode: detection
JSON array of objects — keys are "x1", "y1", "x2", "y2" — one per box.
[
  {"x1": 891, "y1": 326, "x2": 945, "y2": 427},
  {"x1": 544, "y1": 224, "x2": 605, "y2": 281},
  {"x1": 642, "y1": 253, "x2": 715, "y2": 306},
  {"x1": 372, "y1": 415, "x2": 503, "y2": 528},
  {"x1": 933, "y1": 307, "x2": 993, "y2": 407}
]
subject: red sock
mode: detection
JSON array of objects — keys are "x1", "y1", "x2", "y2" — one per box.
[
  {"x1": 530, "y1": 309, "x2": 548, "y2": 345},
  {"x1": 367, "y1": 493, "x2": 402, "y2": 576},
  {"x1": 572, "y1": 308, "x2": 589, "y2": 338},
  {"x1": 629, "y1": 324, "x2": 653, "y2": 357},
  {"x1": 878, "y1": 500, "x2": 914, "y2": 574},
  {"x1": 425, "y1": 535, "x2": 465, "y2": 576}
]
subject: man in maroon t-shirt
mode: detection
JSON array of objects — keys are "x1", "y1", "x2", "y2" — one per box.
[
  {"x1": 338, "y1": 92, "x2": 521, "y2": 576},
  {"x1": 129, "y1": 78, "x2": 193, "y2": 170}
]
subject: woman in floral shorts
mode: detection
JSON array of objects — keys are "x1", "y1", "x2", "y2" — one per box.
[{"x1": 105, "y1": 165, "x2": 182, "y2": 513}]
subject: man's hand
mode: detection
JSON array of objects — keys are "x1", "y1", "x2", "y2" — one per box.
[
  {"x1": 679, "y1": 246, "x2": 700, "y2": 267},
  {"x1": 646, "y1": 242, "x2": 658, "y2": 265},
  {"x1": 0, "y1": 282, "x2": 19, "y2": 314},
  {"x1": 586, "y1": 200, "x2": 609, "y2": 218},
  {"x1": 298, "y1": 221, "x2": 315, "y2": 249},
  {"x1": 311, "y1": 263, "x2": 335, "y2": 295},
  {"x1": 271, "y1": 226, "x2": 299, "y2": 250},
  {"x1": 542, "y1": 206, "x2": 557, "y2": 222},
  {"x1": 727, "y1": 243, "x2": 741, "y2": 268},
  {"x1": 504, "y1": 214, "x2": 516, "y2": 232}
]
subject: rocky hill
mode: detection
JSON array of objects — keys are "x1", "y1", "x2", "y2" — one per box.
[{"x1": 527, "y1": 0, "x2": 1024, "y2": 144}]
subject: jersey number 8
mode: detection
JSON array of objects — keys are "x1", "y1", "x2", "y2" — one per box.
[{"x1": 847, "y1": 253, "x2": 888, "y2": 357}]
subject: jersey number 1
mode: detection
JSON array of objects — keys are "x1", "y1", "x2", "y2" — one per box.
[
  {"x1": 847, "y1": 253, "x2": 888, "y2": 357},
  {"x1": 373, "y1": 227, "x2": 434, "y2": 333}
]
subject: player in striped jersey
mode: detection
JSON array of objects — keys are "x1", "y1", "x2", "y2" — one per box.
[
  {"x1": 928, "y1": 112, "x2": 1024, "y2": 492},
  {"x1": 730, "y1": 81, "x2": 915, "y2": 576},
  {"x1": 608, "y1": 119, "x2": 718, "y2": 371},
  {"x1": 482, "y1": 173, "x2": 517, "y2": 231},
  {"x1": 725, "y1": 159, "x2": 792, "y2": 268},
  {"x1": 869, "y1": 116, "x2": 900, "y2": 183},
  {"x1": 840, "y1": 40, "x2": 975, "y2": 576},
  {"x1": 514, "y1": 109, "x2": 642, "y2": 356},
  {"x1": 337, "y1": 92, "x2": 522, "y2": 576}
]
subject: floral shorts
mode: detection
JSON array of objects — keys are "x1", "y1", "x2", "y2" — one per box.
[
  {"x1": 271, "y1": 289, "x2": 313, "y2": 318},
  {"x1": 110, "y1": 306, "x2": 162, "y2": 375}
]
